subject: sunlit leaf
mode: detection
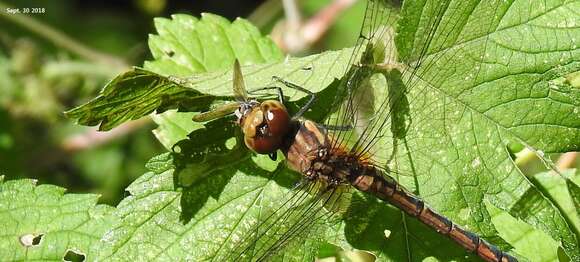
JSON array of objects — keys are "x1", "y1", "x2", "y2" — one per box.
[
  {"x1": 488, "y1": 170, "x2": 580, "y2": 262},
  {"x1": 0, "y1": 177, "x2": 117, "y2": 261}
]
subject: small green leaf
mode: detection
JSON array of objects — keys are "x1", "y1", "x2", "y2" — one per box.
[
  {"x1": 151, "y1": 111, "x2": 199, "y2": 149},
  {"x1": 487, "y1": 202, "x2": 560, "y2": 262},
  {"x1": 532, "y1": 170, "x2": 580, "y2": 239},
  {"x1": 65, "y1": 68, "x2": 212, "y2": 131},
  {"x1": 488, "y1": 170, "x2": 580, "y2": 262},
  {"x1": 0, "y1": 177, "x2": 117, "y2": 261},
  {"x1": 146, "y1": 13, "x2": 282, "y2": 75}
]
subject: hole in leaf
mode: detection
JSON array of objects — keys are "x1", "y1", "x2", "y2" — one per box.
[
  {"x1": 63, "y1": 249, "x2": 86, "y2": 262},
  {"x1": 19, "y1": 233, "x2": 43, "y2": 247}
]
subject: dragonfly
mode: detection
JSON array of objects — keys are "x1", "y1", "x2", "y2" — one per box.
[{"x1": 191, "y1": 0, "x2": 519, "y2": 261}]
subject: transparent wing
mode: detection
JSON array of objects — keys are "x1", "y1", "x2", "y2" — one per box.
[
  {"x1": 214, "y1": 2, "x2": 402, "y2": 259},
  {"x1": 234, "y1": 59, "x2": 249, "y2": 102},
  {"x1": 192, "y1": 60, "x2": 246, "y2": 122},
  {"x1": 191, "y1": 102, "x2": 240, "y2": 122},
  {"x1": 213, "y1": 179, "x2": 347, "y2": 262},
  {"x1": 327, "y1": 0, "x2": 507, "y2": 175},
  {"x1": 323, "y1": 0, "x2": 401, "y2": 156}
]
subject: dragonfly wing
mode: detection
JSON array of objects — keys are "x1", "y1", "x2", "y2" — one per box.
[
  {"x1": 215, "y1": 178, "x2": 347, "y2": 261},
  {"x1": 324, "y1": 0, "x2": 401, "y2": 155},
  {"x1": 233, "y1": 59, "x2": 250, "y2": 102},
  {"x1": 322, "y1": 0, "x2": 515, "y2": 256},
  {"x1": 191, "y1": 102, "x2": 240, "y2": 122},
  {"x1": 333, "y1": 1, "x2": 508, "y2": 174}
]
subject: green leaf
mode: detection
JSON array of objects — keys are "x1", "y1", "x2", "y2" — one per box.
[
  {"x1": 487, "y1": 203, "x2": 560, "y2": 262},
  {"x1": 65, "y1": 68, "x2": 211, "y2": 131},
  {"x1": 363, "y1": 0, "x2": 580, "y2": 260},
  {"x1": 569, "y1": 177, "x2": 580, "y2": 212},
  {"x1": 532, "y1": 170, "x2": 580, "y2": 239},
  {"x1": 487, "y1": 170, "x2": 580, "y2": 262},
  {"x1": 146, "y1": 13, "x2": 283, "y2": 75},
  {"x1": 0, "y1": 177, "x2": 117, "y2": 261}
]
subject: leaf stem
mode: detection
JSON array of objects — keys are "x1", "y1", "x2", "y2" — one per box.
[{"x1": 0, "y1": 1, "x2": 128, "y2": 70}]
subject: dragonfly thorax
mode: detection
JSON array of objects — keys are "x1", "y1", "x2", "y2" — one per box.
[{"x1": 236, "y1": 100, "x2": 291, "y2": 154}]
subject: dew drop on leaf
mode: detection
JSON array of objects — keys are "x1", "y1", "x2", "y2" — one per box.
[
  {"x1": 384, "y1": 229, "x2": 392, "y2": 239},
  {"x1": 471, "y1": 157, "x2": 481, "y2": 168},
  {"x1": 458, "y1": 208, "x2": 471, "y2": 222}
]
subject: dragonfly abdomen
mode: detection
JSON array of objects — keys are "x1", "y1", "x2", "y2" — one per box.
[
  {"x1": 281, "y1": 120, "x2": 516, "y2": 262},
  {"x1": 351, "y1": 169, "x2": 517, "y2": 262}
]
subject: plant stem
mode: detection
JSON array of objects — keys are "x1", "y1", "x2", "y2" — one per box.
[
  {"x1": 556, "y1": 152, "x2": 578, "y2": 170},
  {"x1": 272, "y1": 0, "x2": 357, "y2": 53},
  {"x1": 0, "y1": 1, "x2": 127, "y2": 70},
  {"x1": 42, "y1": 60, "x2": 120, "y2": 78},
  {"x1": 61, "y1": 118, "x2": 151, "y2": 152}
]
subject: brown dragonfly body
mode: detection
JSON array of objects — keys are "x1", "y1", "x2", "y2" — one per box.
[{"x1": 280, "y1": 118, "x2": 516, "y2": 262}]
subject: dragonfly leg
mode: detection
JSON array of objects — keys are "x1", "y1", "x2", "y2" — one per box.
[
  {"x1": 247, "y1": 86, "x2": 285, "y2": 104},
  {"x1": 272, "y1": 76, "x2": 315, "y2": 118},
  {"x1": 322, "y1": 124, "x2": 353, "y2": 131}
]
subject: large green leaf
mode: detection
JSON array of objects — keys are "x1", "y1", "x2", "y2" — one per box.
[
  {"x1": 361, "y1": 0, "x2": 580, "y2": 260},
  {"x1": 0, "y1": 177, "x2": 117, "y2": 261},
  {"x1": 69, "y1": 1, "x2": 580, "y2": 261},
  {"x1": 96, "y1": 151, "x2": 329, "y2": 261}
]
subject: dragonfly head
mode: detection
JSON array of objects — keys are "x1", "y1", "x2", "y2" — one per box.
[{"x1": 235, "y1": 99, "x2": 290, "y2": 154}]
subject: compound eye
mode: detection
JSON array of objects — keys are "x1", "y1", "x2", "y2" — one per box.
[
  {"x1": 240, "y1": 100, "x2": 291, "y2": 155},
  {"x1": 245, "y1": 135, "x2": 280, "y2": 154},
  {"x1": 261, "y1": 101, "x2": 290, "y2": 138}
]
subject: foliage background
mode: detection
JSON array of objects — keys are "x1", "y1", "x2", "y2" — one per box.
[{"x1": 0, "y1": 0, "x2": 367, "y2": 205}]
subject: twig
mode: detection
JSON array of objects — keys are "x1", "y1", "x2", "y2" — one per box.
[
  {"x1": 282, "y1": 0, "x2": 302, "y2": 30},
  {"x1": 42, "y1": 60, "x2": 121, "y2": 78},
  {"x1": 272, "y1": 0, "x2": 358, "y2": 53},
  {"x1": 556, "y1": 152, "x2": 578, "y2": 171},
  {"x1": 61, "y1": 118, "x2": 151, "y2": 152},
  {"x1": 0, "y1": 1, "x2": 127, "y2": 70}
]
